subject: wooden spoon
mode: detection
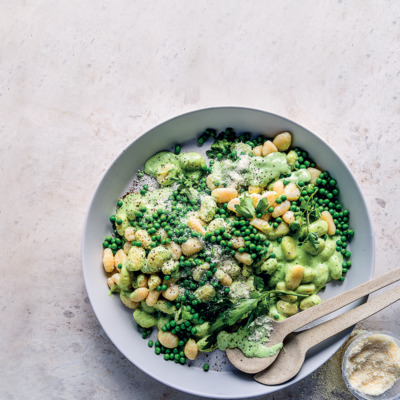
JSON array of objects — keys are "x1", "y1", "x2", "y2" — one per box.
[
  {"x1": 255, "y1": 283, "x2": 400, "y2": 385},
  {"x1": 226, "y1": 267, "x2": 400, "y2": 374}
]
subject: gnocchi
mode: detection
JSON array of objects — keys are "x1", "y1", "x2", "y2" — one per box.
[{"x1": 101, "y1": 126, "x2": 353, "y2": 366}]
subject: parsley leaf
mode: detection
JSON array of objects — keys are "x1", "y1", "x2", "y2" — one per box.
[
  {"x1": 245, "y1": 295, "x2": 271, "y2": 328},
  {"x1": 234, "y1": 194, "x2": 256, "y2": 219},
  {"x1": 255, "y1": 197, "x2": 269, "y2": 215},
  {"x1": 224, "y1": 299, "x2": 259, "y2": 326},
  {"x1": 250, "y1": 291, "x2": 261, "y2": 299}
]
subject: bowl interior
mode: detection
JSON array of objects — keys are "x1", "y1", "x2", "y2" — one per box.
[{"x1": 82, "y1": 107, "x2": 374, "y2": 398}]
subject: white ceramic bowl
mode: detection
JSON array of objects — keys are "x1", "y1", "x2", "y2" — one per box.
[
  {"x1": 82, "y1": 107, "x2": 374, "y2": 398},
  {"x1": 342, "y1": 331, "x2": 400, "y2": 400}
]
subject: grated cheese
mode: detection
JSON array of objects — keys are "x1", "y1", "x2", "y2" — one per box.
[
  {"x1": 345, "y1": 333, "x2": 400, "y2": 396},
  {"x1": 248, "y1": 315, "x2": 273, "y2": 342}
]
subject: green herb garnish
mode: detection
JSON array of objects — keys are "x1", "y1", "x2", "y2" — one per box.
[
  {"x1": 234, "y1": 194, "x2": 256, "y2": 219},
  {"x1": 255, "y1": 197, "x2": 269, "y2": 215},
  {"x1": 206, "y1": 139, "x2": 231, "y2": 159},
  {"x1": 170, "y1": 173, "x2": 198, "y2": 203},
  {"x1": 202, "y1": 289, "x2": 308, "y2": 349},
  {"x1": 304, "y1": 232, "x2": 320, "y2": 251}
]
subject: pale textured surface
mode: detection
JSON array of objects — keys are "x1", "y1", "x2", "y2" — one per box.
[{"x1": 1, "y1": 1, "x2": 400, "y2": 399}]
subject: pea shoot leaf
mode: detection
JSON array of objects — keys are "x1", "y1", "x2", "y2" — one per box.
[
  {"x1": 206, "y1": 139, "x2": 231, "y2": 159},
  {"x1": 211, "y1": 138, "x2": 230, "y2": 152},
  {"x1": 299, "y1": 198, "x2": 308, "y2": 211},
  {"x1": 297, "y1": 187, "x2": 321, "y2": 229},
  {"x1": 255, "y1": 197, "x2": 269, "y2": 215},
  {"x1": 174, "y1": 308, "x2": 182, "y2": 322},
  {"x1": 181, "y1": 306, "x2": 193, "y2": 321},
  {"x1": 170, "y1": 173, "x2": 197, "y2": 203},
  {"x1": 234, "y1": 194, "x2": 256, "y2": 219},
  {"x1": 304, "y1": 232, "x2": 320, "y2": 251},
  {"x1": 289, "y1": 221, "x2": 301, "y2": 233},
  {"x1": 171, "y1": 269, "x2": 181, "y2": 280},
  {"x1": 253, "y1": 276, "x2": 265, "y2": 291}
]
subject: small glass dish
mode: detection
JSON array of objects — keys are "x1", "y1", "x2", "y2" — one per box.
[{"x1": 342, "y1": 331, "x2": 400, "y2": 400}]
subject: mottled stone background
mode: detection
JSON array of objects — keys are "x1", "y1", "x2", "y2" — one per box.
[{"x1": 1, "y1": 1, "x2": 399, "y2": 399}]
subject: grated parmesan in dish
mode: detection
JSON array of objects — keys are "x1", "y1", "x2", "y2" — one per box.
[{"x1": 345, "y1": 333, "x2": 400, "y2": 396}]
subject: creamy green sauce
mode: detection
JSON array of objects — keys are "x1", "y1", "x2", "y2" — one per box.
[
  {"x1": 268, "y1": 236, "x2": 343, "y2": 288},
  {"x1": 144, "y1": 151, "x2": 182, "y2": 182},
  {"x1": 118, "y1": 188, "x2": 173, "y2": 220},
  {"x1": 144, "y1": 151, "x2": 206, "y2": 185},
  {"x1": 217, "y1": 329, "x2": 283, "y2": 358},
  {"x1": 285, "y1": 169, "x2": 311, "y2": 184},
  {"x1": 212, "y1": 152, "x2": 291, "y2": 187}
]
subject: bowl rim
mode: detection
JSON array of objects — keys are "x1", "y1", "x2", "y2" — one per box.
[{"x1": 81, "y1": 106, "x2": 375, "y2": 398}]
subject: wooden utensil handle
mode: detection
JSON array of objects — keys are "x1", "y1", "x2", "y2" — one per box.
[
  {"x1": 280, "y1": 267, "x2": 400, "y2": 335},
  {"x1": 298, "y1": 284, "x2": 400, "y2": 350}
]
